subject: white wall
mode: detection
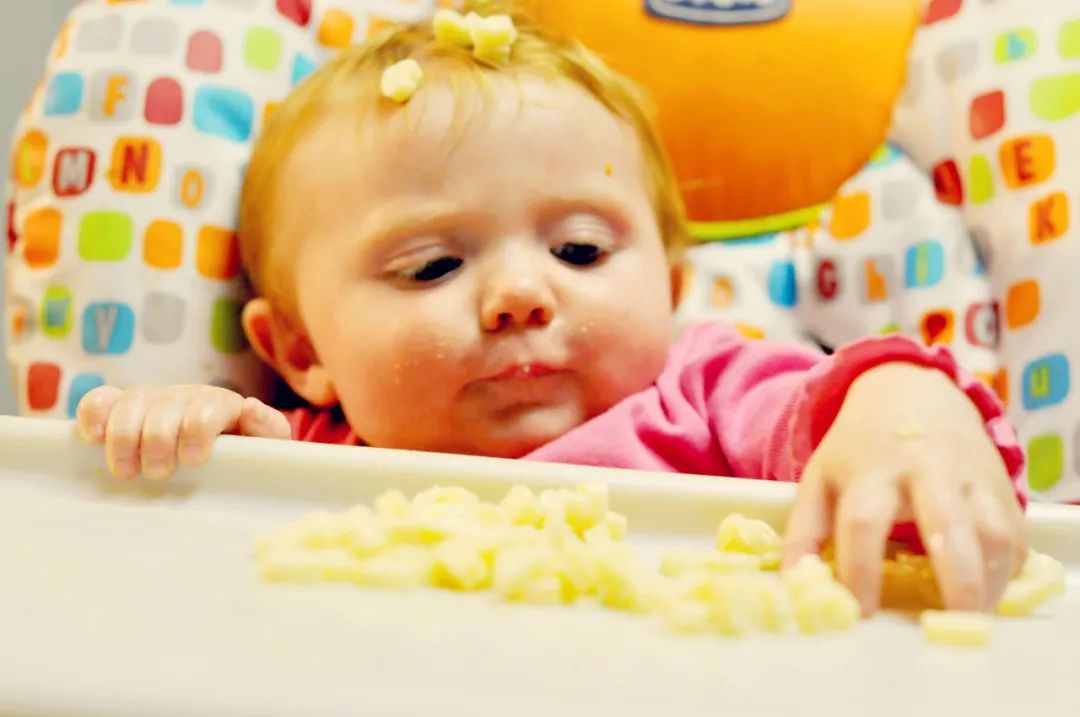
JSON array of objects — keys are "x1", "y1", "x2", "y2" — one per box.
[{"x1": 0, "y1": 0, "x2": 78, "y2": 414}]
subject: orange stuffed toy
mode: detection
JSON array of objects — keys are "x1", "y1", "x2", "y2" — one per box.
[{"x1": 527, "y1": 0, "x2": 921, "y2": 229}]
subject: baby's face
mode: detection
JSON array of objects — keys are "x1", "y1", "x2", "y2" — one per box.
[{"x1": 281, "y1": 75, "x2": 674, "y2": 457}]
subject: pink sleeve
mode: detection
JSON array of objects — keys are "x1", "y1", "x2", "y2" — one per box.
[
  {"x1": 788, "y1": 333, "x2": 1025, "y2": 508},
  {"x1": 527, "y1": 323, "x2": 1025, "y2": 507}
]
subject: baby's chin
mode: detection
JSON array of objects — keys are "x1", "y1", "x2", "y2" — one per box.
[{"x1": 463, "y1": 402, "x2": 588, "y2": 459}]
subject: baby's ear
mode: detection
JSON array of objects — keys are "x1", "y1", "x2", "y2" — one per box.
[{"x1": 242, "y1": 299, "x2": 338, "y2": 407}]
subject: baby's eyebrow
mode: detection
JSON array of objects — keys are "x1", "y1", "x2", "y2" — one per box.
[
  {"x1": 353, "y1": 201, "x2": 483, "y2": 251},
  {"x1": 535, "y1": 190, "x2": 637, "y2": 230}
]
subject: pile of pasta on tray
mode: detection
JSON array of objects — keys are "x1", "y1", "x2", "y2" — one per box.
[{"x1": 254, "y1": 483, "x2": 1067, "y2": 647}]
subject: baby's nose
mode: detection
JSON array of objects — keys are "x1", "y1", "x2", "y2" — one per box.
[{"x1": 481, "y1": 276, "x2": 555, "y2": 333}]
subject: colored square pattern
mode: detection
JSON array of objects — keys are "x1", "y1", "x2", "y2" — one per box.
[
  {"x1": 187, "y1": 30, "x2": 224, "y2": 73},
  {"x1": 27, "y1": 363, "x2": 62, "y2": 412},
  {"x1": 904, "y1": 241, "x2": 945, "y2": 288},
  {"x1": 292, "y1": 53, "x2": 317, "y2": 85},
  {"x1": 145, "y1": 77, "x2": 184, "y2": 126},
  {"x1": 318, "y1": 9, "x2": 355, "y2": 49},
  {"x1": 53, "y1": 148, "x2": 97, "y2": 198},
  {"x1": 79, "y1": 211, "x2": 133, "y2": 261},
  {"x1": 197, "y1": 226, "x2": 240, "y2": 279},
  {"x1": 13, "y1": 130, "x2": 48, "y2": 189},
  {"x1": 278, "y1": 0, "x2": 313, "y2": 27},
  {"x1": 994, "y1": 28, "x2": 1038, "y2": 63},
  {"x1": 829, "y1": 192, "x2": 870, "y2": 240},
  {"x1": 245, "y1": 27, "x2": 283, "y2": 71},
  {"x1": 8, "y1": 0, "x2": 383, "y2": 427},
  {"x1": 82, "y1": 302, "x2": 136, "y2": 355},
  {"x1": 1060, "y1": 19, "x2": 1080, "y2": 58},
  {"x1": 999, "y1": 134, "x2": 1056, "y2": 188},
  {"x1": 211, "y1": 298, "x2": 246, "y2": 354},
  {"x1": 193, "y1": 85, "x2": 254, "y2": 142},
  {"x1": 1029, "y1": 73, "x2": 1080, "y2": 122},
  {"x1": 109, "y1": 137, "x2": 163, "y2": 193},
  {"x1": 40, "y1": 286, "x2": 74, "y2": 339},
  {"x1": 932, "y1": 158, "x2": 963, "y2": 205},
  {"x1": 970, "y1": 91, "x2": 1006, "y2": 140},
  {"x1": 144, "y1": 292, "x2": 187, "y2": 344},
  {"x1": 67, "y1": 374, "x2": 105, "y2": 419},
  {"x1": 1005, "y1": 279, "x2": 1040, "y2": 329},
  {"x1": 1022, "y1": 354, "x2": 1070, "y2": 411},
  {"x1": 144, "y1": 220, "x2": 184, "y2": 270},
  {"x1": 1028, "y1": 434, "x2": 1064, "y2": 491},
  {"x1": 44, "y1": 73, "x2": 84, "y2": 116},
  {"x1": 1029, "y1": 192, "x2": 1069, "y2": 244},
  {"x1": 23, "y1": 208, "x2": 62, "y2": 268},
  {"x1": 967, "y1": 154, "x2": 994, "y2": 204}
]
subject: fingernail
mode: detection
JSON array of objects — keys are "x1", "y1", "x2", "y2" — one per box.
[{"x1": 79, "y1": 423, "x2": 103, "y2": 442}]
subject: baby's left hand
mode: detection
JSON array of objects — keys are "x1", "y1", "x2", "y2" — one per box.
[{"x1": 783, "y1": 362, "x2": 1026, "y2": 616}]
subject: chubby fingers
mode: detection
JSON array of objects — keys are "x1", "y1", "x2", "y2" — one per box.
[
  {"x1": 76, "y1": 385, "x2": 123, "y2": 444},
  {"x1": 782, "y1": 461, "x2": 834, "y2": 570},
  {"x1": 102, "y1": 386, "x2": 158, "y2": 480},
  {"x1": 832, "y1": 474, "x2": 902, "y2": 616},
  {"x1": 968, "y1": 485, "x2": 1027, "y2": 609},
  {"x1": 236, "y1": 397, "x2": 293, "y2": 440},
  {"x1": 910, "y1": 469, "x2": 986, "y2": 612}
]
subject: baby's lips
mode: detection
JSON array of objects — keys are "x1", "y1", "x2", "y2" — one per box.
[{"x1": 483, "y1": 363, "x2": 562, "y2": 381}]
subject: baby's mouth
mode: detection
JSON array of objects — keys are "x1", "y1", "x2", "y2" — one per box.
[
  {"x1": 483, "y1": 363, "x2": 561, "y2": 381},
  {"x1": 470, "y1": 362, "x2": 576, "y2": 406},
  {"x1": 644, "y1": 0, "x2": 791, "y2": 26}
]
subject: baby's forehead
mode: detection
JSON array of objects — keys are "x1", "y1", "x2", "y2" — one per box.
[{"x1": 299, "y1": 72, "x2": 634, "y2": 165}]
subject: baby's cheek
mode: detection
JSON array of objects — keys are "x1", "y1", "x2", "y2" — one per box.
[
  {"x1": 334, "y1": 337, "x2": 460, "y2": 449},
  {"x1": 364, "y1": 323, "x2": 474, "y2": 397},
  {"x1": 573, "y1": 309, "x2": 670, "y2": 412}
]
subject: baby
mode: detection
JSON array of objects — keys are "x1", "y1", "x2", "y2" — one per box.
[{"x1": 75, "y1": 6, "x2": 1025, "y2": 616}]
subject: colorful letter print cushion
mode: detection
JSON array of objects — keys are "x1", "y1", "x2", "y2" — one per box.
[
  {"x1": 6, "y1": 0, "x2": 439, "y2": 419},
  {"x1": 890, "y1": 0, "x2": 1080, "y2": 501},
  {"x1": 675, "y1": 144, "x2": 1000, "y2": 388}
]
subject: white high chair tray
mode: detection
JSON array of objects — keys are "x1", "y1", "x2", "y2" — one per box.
[{"x1": 1, "y1": 415, "x2": 1077, "y2": 717}]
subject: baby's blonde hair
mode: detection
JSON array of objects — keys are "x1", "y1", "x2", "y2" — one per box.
[{"x1": 239, "y1": 1, "x2": 689, "y2": 317}]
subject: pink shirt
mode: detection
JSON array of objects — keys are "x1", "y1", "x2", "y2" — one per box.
[{"x1": 286, "y1": 323, "x2": 1025, "y2": 513}]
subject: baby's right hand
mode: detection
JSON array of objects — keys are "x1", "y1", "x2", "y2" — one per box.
[{"x1": 76, "y1": 385, "x2": 292, "y2": 481}]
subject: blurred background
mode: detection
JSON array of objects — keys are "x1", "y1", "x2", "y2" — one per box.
[{"x1": 0, "y1": 1, "x2": 77, "y2": 414}]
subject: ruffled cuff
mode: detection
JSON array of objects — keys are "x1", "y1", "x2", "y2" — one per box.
[{"x1": 786, "y1": 335, "x2": 1026, "y2": 516}]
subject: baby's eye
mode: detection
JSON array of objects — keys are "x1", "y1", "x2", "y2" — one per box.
[
  {"x1": 551, "y1": 242, "x2": 606, "y2": 267},
  {"x1": 409, "y1": 256, "x2": 463, "y2": 283},
  {"x1": 548, "y1": 212, "x2": 617, "y2": 267}
]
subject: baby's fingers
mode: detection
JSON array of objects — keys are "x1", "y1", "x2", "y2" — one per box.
[
  {"x1": 833, "y1": 475, "x2": 901, "y2": 616},
  {"x1": 75, "y1": 386, "x2": 123, "y2": 444},
  {"x1": 969, "y1": 487, "x2": 1027, "y2": 609},
  {"x1": 176, "y1": 389, "x2": 247, "y2": 468},
  {"x1": 140, "y1": 393, "x2": 191, "y2": 481},
  {"x1": 782, "y1": 463, "x2": 834, "y2": 570},
  {"x1": 910, "y1": 472, "x2": 986, "y2": 611},
  {"x1": 104, "y1": 387, "x2": 157, "y2": 480},
  {"x1": 236, "y1": 397, "x2": 292, "y2": 440}
]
